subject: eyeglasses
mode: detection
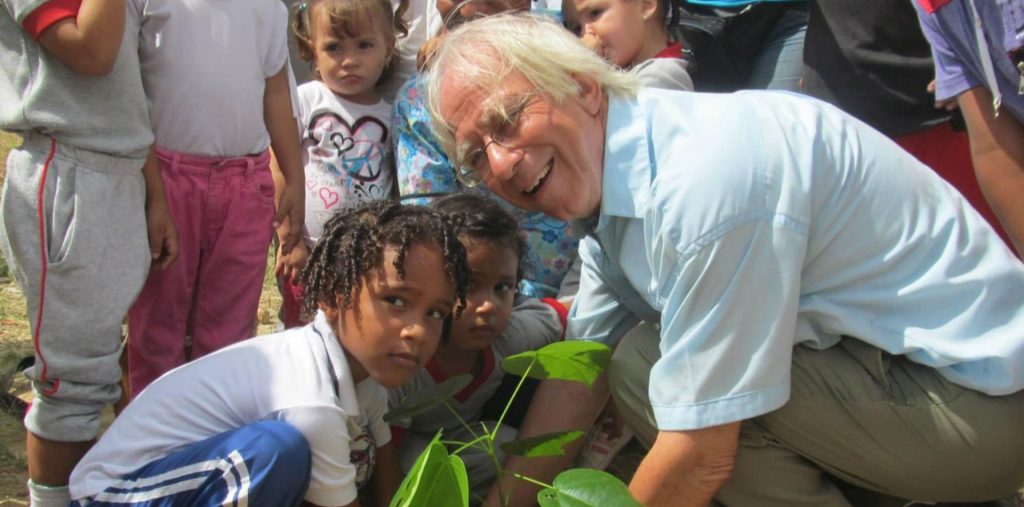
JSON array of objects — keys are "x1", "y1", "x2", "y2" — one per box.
[{"x1": 454, "y1": 90, "x2": 542, "y2": 188}]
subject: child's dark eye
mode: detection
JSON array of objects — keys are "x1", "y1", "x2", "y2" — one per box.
[
  {"x1": 385, "y1": 296, "x2": 407, "y2": 308},
  {"x1": 588, "y1": 8, "x2": 603, "y2": 19},
  {"x1": 359, "y1": 41, "x2": 374, "y2": 49},
  {"x1": 325, "y1": 44, "x2": 341, "y2": 52},
  {"x1": 495, "y1": 283, "x2": 512, "y2": 293},
  {"x1": 427, "y1": 308, "x2": 447, "y2": 320}
]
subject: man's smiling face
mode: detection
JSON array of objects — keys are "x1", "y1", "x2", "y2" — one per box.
[{"x1": 439, "y1": 71, "x2": 607, "y2": 221}]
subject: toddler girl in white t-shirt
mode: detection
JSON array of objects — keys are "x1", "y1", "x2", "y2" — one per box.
[
  {"x1": 275, "y1": 0, "x2": 406, "y2": 328},
  {"x1": 126, "y1": 0, "x2": 307, "y2": 398}
]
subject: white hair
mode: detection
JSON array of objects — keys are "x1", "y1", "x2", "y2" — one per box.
[{"x1": 425, "y1": 12, "x2": 639, "y2": 159}]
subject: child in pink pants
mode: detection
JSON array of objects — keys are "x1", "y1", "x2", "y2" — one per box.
[{"x1": 127, "y1": 0, "x2": 305, "y2": 397}]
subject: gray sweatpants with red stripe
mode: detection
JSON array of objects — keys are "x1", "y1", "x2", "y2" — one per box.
[{"x1": 0, "y1": 133, "x2": 150, "y2": 441}]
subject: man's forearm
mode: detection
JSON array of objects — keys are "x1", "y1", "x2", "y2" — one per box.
[
  {"x1": 485, "y1": 374, "x2": 609, "y2": 506},
  {"x1": 629, "y1": 423, "x2": 740, "y2": 507}
]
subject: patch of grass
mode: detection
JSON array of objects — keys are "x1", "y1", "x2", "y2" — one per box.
[
  {"x1": 0, "y1": 131, "x2": 19, "y2": 186},
  {"x1": 0, "y1": 131, "x2": 19, "y2": 280},
  {"x1": 0, "y1": 445, "x2": 26, "y2": 472}
]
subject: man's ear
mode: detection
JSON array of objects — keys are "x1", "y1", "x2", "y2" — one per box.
[{"x1": 574, "y1": 73, "x2": 604, "y2": 116}]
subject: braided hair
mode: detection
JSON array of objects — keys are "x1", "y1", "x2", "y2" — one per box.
[
  {"x1": 428, "y1": 193, "x2": 527, "y2": 284},
  {"x1": 301, "y1": 201, "x2": 471, "y2": 341}
]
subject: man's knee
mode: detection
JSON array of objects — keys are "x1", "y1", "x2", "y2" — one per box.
[
  {"x1": 608, "y1": 322, "x2": 661, "y2": 448},
  {"x1": 608, "y1": 322, "x2": 660, "y2": 398}
]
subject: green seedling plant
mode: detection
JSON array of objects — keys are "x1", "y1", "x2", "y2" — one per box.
[{"x1": 386, "y1": 340, "x2": 644, "y2": 507}]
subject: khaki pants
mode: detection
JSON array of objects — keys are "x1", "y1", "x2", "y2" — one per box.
[{"x1": 609, "y1": 323, "x2": 1024, "y2": 506}]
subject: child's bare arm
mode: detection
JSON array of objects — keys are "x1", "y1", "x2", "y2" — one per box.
[
  {"x1": 141, "y1": 145, "x2": 179, "y2": 269},
  {"x1": 365, "y1": 442, "x2": 401, "y2": 506},
  {"x1": 265, "y1": 64, "x2": 305, "y2": 255},
  {"x1": 269, "y1": 148, "x2": 309, "y2": 280},
  {"x1": 958, "y1": 86, "x2": 1024, "y2": 257},
  {"x1": 35, "y1": 0, "x2": 127, "y2": 76}
]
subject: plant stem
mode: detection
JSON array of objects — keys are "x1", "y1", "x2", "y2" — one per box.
[
  {"x1": 502, "y1": 455, "x2": 527, "y2": 506},
  {"x1": 506, "y1": 471, "x2": 553, "y2": 490},
  {"x1": 444, "y1": 401, "x2": 482, "y2": 441},
  {"x1": 450, "y1": 435, "x2": 491, "y2": 456},
  {"x1": 494, "y1": 358, "x2": 537, "y2": 505},
  {"x1": 493, "y1": 358, "x2": 535, "y2": 443}
]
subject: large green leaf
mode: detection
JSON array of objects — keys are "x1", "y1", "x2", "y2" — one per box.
[
  {"x1": 389, "y1": 431, "x2": 469, "y2": 507},
  {"x1": 500, "y1": 430, "x2": 585, "y2": 458},
  {"x1": 384, "y1": 374, "x2": 473, "y2": 423},
  {"x1": 535, "y1": 469, "x2": 644, "y2": 507},
  {"x1": 501, "y1": 341, "x2": 612, "y2": 388}
]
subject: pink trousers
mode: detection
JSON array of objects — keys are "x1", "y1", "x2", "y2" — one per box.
[{"x1": 128, "y1": 147, "x2": 276, "y2": 397}]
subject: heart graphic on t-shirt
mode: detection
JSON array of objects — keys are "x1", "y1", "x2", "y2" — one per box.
[
  {"x1": 319, "y1": 187, "x2": 339, "y2": 209},
  {"x1": 306, "y1": 180, "x2": 317, "y2": 190},
  {"x1": 315, "y1": 211, "x2": 334, "y2": 228},
  {"x1": 329, "y1": 133, "x2": 354, "y2": 155},
  {"x1": 307, "y1": 112, "x2": 388, "y2": 183}
]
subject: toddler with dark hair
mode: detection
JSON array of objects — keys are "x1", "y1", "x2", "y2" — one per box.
[{"x1": 387, "y1": 193, "x2": 568, "y2": 504}]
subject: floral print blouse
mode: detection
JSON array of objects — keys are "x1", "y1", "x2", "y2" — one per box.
[{"x1": 392, "y1": 72, "x2": 579, "y2": 298}]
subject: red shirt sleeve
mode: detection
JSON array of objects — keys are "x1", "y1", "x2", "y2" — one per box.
[
  {"x1": 390, "y1": 425, "x2": 406, "y2": 449},
  {"x1": 22, "y1": 0, "x2": 82, "y2": 40},
  {"x1": 913, "y1": 0, "x2": 953, "y2": 14},
  {"x1": 654, "y1": 41, "x2": 684, "y2": 60},
  {"x1": 541, "y1": 298, "x2": 569, "y2": 340}
]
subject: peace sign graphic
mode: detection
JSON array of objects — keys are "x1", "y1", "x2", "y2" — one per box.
[{"x1": 307, "y1": 112, "x2": 389, "y2": 182}]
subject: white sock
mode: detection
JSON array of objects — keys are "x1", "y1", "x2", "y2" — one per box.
[{"x1": 27, "y1": 479, "x2": 71, "y2": 507}]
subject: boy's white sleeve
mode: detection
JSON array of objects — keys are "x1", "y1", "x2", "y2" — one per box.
[
  {"x1": 363, "y1": 383, "x2": 393, "y2": 447},
  {"x1": 274, "y1": 405, "x2": 359, "y2": 507}
]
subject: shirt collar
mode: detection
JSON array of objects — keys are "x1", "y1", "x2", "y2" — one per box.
[
  {"x1": 587, "y1": 95, "x2": 654, "y2": 234},
  {"x1": 312, "y1": 310, "x2": 362, "y2": 417}
]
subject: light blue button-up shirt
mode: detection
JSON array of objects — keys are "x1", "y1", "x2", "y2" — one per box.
[{"x1": 568, "y1": 88, "x2": 1024, "y2": 431}]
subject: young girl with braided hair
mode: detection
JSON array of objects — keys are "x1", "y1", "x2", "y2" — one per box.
[{"x1": 69, "y1": 201, "x2": 470, "y2": 507}]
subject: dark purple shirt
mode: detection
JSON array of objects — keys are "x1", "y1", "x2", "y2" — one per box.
[{"x1": 914, "y1": 0, "x2": 1024, "y2": 124}]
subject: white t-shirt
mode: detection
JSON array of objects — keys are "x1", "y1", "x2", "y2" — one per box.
[
  {"x1": 70, "y1": 312, "x2": 391, "y2": 507},
  {"x1": 135, "y1": 0, "x2": 290, "y2": 157},
  {"x1": 298, "y1": 81, "x2": 395, "y2": 244}
]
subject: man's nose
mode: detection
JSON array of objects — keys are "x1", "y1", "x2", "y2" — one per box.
[{"x1": 486, "y1": 142, "x2": 523, "y2": 181}]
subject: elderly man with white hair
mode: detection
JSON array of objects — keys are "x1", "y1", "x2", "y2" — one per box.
[{"x1": 426, "y1": 13, "x2": 1024, "y2": 507}]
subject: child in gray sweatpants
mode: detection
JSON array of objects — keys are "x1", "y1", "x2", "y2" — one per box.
[{"x1": 0, "y1": 0, "x2": 177, "y2": 504}]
